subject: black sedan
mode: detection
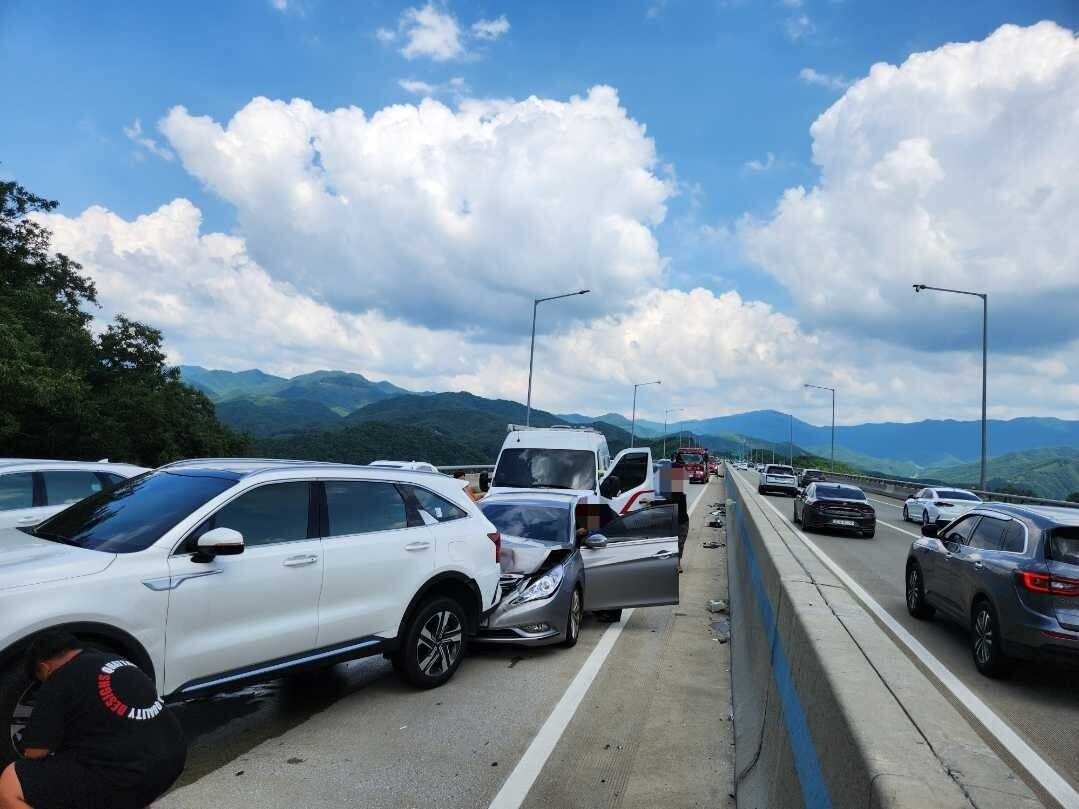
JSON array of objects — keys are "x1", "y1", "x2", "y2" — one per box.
[{"x1": 793, "y1": 482, "x2": 876, "y2": 538}]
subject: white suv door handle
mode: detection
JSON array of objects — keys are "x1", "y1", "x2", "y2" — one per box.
[
  {"x1": 405, "y1": 541, "x2": 431, "y2": 552},
  {"x1": 283, "y1": 554, "x2": 318, "y2": 567}
]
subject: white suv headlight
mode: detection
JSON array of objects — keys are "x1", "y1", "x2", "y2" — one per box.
[{"x1": 511, "y1": 565, "x2": 565, "y2": 605}]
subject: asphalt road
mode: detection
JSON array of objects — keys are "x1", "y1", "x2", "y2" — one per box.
[
  {"x1": 735, "y1": 467, "x2": 1079, "y2": 806},
  {"x1": 159, "y1": 480, "x2": 733, "y2": 809}
]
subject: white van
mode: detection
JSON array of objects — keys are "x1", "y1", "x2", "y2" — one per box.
[{"x1": 482, "y1": 425, "x2": 655, "y2": 515}]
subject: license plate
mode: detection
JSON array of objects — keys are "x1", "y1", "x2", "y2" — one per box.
[{"x1": 832, "y1": 519, "x2": 856, "y2": 527}]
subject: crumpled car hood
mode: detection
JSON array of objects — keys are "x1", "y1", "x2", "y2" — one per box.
[{"x1": 500, "y1": 534, "x2": 573, "y2": 574}]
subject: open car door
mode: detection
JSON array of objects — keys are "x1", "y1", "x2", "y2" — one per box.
[
  {"x1": 581, "y1": 504, "x2": 679, "y2": 611},
  {"x1": 602, "y1": 447, "x2": 654, "y2": 515}
]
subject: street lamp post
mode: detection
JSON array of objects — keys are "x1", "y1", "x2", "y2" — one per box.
[
  {"x1": 913, "y1": 284, "x2": 989, "y2": 490},
  {"x1": 789, "y1": 413, "x2": 794, "y2": 466},
  {"x1": 525, "y1": 289, "x2": 590, "y2": 426},
  {"x1": 630, "y1": 380, "x2": 662, "y2": 447},
  {"x1": 662, "y1": 407, "x2": 683, "y2": 459},
  {"x1": 805, "y1": 383, "x2": 836, "y2": 472}
]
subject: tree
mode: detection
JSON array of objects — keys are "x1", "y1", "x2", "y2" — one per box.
[
  {"x1": 0, "y1": 179, "x2": 246, "y2": 465},
  {"x1": 1067, "y1": 492, "x2": 1079, "y2": 504}
]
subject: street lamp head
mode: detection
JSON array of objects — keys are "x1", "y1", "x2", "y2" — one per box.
[
  {"x1": 912, "y1": 284, "x2": 926, "y2": 293},
  {"x1": 578, "y1": 289, "x2": 590, "y2": 295}
]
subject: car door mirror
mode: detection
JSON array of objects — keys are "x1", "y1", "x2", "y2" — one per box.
[
  {"x1": 479, "y1": 471, "x2": 490, "y2": 492},
  {"x1": 194, "y1": 527, "x2": 244, "y2": 561},
  {"x1": 599, "y1": 474, "x2": 621, "y2": 499},
  {"x1": 920, "y1": 523, "x2": 939, "y2": 538},
  {"x1": 583, "y1": 533, "x2": 608, "y2": 549}
]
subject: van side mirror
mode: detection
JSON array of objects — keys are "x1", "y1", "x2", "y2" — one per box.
[
  {"x1": 479, "y1": 471, "x2": 490, "y2": 492},
  {"x1": 194, "y1": 527, "x2": 244, "y2": 562},
  {"x1": 921, "y1": 523, "x2": 939, "y2": 539},
  {"x1": 583, "y1": 533, "x2": 608, "y2": 549}
]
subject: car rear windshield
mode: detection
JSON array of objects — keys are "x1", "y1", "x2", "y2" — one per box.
[
  {"x1": 28, "y1": 471, "x2": 237, "y2": 554},
  {"x1": 480, "y1": 503, "x2": 570, "y2": 544},
  {"x1": 679, "y1": 453, "x2": 703, "y2": 463},
  {"x1": 1049, "y1": 527, "x2": 1079, "y2": 566},
  {"x1": 769, "y1": 467, "x2": 794, "y2": 476},
  {"x1": 937, "y1": 490, "x2": 980, "y2": 501},
  {"x1": 816, "y1": 485, "x2": 866, "y2": 500},
  {"x1": 492, "y1": 449, "x2": 596, "y2": 491}
]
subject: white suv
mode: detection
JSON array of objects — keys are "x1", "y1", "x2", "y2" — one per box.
[
  {"x1": 0, "y1": 459, "x2": 148, "y2": 530},
  {"x1": 0, "y1": 458, "x2": 502, "y2": 761}
]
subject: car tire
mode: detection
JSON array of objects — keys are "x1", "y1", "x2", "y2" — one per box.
[
  {"x1": 757, "y1": 486, "x2": 764, "y2": 495},
  {"x1": 902, "y1": 505, "x2": 910, "y2": 522},
  {"x1": 561, "y1": 587, "x2": 583, "y2": 648},
  {"x1": 792, "y1": 506, "x2": 800, "y2": 525},
  {"x1": 595, "y1": 609, "x2": 623, "y2": 623},
  {"x1": 905, "y1": 562, "x2": 935, "y2": 620},
  {"x1": 922, "y1": 511, "x2": 931, "y2": 527},
  {"x1": 971, "y1": 599, "x2": 1014, "y2": 678},
  {"x1": 862, "y1": 529, "x2": 876, "y2": 539},
  {"x1": 0, "y1": 662, "x2": 38, "y2": 767},
  {"x1": 393, "y1": 597, "x2": 468, "y2": 689}
]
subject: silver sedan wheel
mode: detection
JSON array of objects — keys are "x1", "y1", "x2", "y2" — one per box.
[
  {"x1": 568, "y1": 589, "x2": 583, "y2": 640},
  {"x1": 973, "y1": 608, "x2": 994, "y2": 666},
  {"x1": 922, "y1": 510, "x2": 931, "y2": 527},
  {"x1": 417, "y1": 610, "x2": 463, "y2": 676}
]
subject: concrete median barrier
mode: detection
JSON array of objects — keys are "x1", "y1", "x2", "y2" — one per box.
[{"x1": 726, "y1": 466, "x2": 1043, "y2": 809}]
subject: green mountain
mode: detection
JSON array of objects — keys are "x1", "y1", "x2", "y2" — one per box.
[
  {"x1": 276, "y1": 370, "x2": 410, "y2": 415},
  {"x1": 214, "y1": 396, "x2": 343, "y2": 437},
  {"x1": 925, "y1": 448, "x2": 1079, "y2": 501},
  {"x1": 178, "y1": 366, "x2": 289, "y2": 400},
  {"x1": 257, "y1": 421, "x2": 490, "y2": 466}
]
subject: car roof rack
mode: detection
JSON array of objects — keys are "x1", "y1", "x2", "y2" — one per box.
[{"x1": 506, "y1": 423, "x2": 601, "y2": 434}]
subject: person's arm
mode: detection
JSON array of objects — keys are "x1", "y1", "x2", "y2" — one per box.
[{"x1": 17, "y1": 681, "x2": 66, "y2": 757}]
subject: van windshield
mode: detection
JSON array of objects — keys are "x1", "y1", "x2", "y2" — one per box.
[{"x1": 492, "y1": 449, "x2": 597, "y2": 491}]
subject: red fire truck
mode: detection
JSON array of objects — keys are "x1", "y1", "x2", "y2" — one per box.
[{"x1": 674, "y1": 446, "x2": 710, "y2": 484}]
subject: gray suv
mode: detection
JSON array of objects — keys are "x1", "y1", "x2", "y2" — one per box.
[{"x1": 905, "y1": 504, "x2": 1079, "y2": 677}]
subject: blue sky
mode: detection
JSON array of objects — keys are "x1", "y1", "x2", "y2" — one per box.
[
  {"x1": 7, "y1": 0, "x2": 1074, "y2": 309},
  {"x1": 4, "y1": 2, "x2": 1079, "y2": 423}
]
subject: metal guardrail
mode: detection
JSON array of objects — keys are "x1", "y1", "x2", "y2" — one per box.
[{"x1": 801, "y1": 469, "x2": 1079, "y2": 510}]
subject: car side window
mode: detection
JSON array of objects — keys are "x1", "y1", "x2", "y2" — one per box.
[
  {"x1": 609, "y1": 452, "x2": 648, "y2": 492},
  {"x1": 404, "y1": 485, "x2": 467, "y2": 523},
  {"x1": 943, "y1": 515, "x2": 979, "y2": 545},
  {"x1": 1001, "y1": 521, "x2": 1026, "y2": 553},
  {"x1": 197, "y1": 482, "x2": 312, "y2": 548},
  {"x1": 968, "y1": 516, "x2": 1008, "y2": 550},
  {"x1": 804, "y1": 483, "x2": 815, "y2": 498},
  {"x1": 325, "y1": 481, "x2": 408, "y2": 537},
  {"x1": 41, "y1": 470, "x2": 106, "y2": 506},
  {"x1": 0, "y1": 473, "x2": 35, "y2": 511},
  {"x1": 600, "y1": 505, "x2": 677, "y2": 542}
]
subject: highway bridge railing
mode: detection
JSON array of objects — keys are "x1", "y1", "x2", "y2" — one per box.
[{"x1": 724, "y1": 463, "x2": 1043, "y2": 808}]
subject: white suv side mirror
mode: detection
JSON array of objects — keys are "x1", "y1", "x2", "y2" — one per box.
[{"x1": 195, "y1": 527, "x2": 245, "y2": 560}]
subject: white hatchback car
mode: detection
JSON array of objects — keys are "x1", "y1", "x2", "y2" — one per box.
[
  {"x1": 0, "y1": 459, "x2": 148, "y2": 530},
  {"x1": 0, "y1": 458, "x2": 502, "y2": 762},
  {"x1": 903, "y1": 487, "x2": 983, "y2": 526}
]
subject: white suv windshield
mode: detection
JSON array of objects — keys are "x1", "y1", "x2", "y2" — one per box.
[
  {"x1": 29, "y1": 471, "x2": 237, "y2": 554},
  {"x1": 769, "y1": 467, "x2": 795, "y2": 476},
  {"x1": 493, "y1": 449, "x2": 596, "y2": 491}
]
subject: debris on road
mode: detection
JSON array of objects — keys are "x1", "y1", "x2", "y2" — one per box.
[
  {"x1": 708, "y1": 600, "x2": 728, "y2": 614},
  {"x1": 702, "y1": 541, "x2": 724, "y2": 549},
  {"x1": 710, "y1": 618, "x2": 730, "y2": 643}
]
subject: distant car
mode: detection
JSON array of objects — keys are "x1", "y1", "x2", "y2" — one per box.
[
  {"x1": 476, "y1": 493, "x2": 680, "y2": 645},
  {"x1": 793, "y1": 482, "x2": 876, "y2": 538},
  {"x1": 799, "y1": 468, "x2": 825, "y2": 488},
  {"x1": 369, "y1": 460, "x2": 441, "y2": 474},
  {"x1": 903, "y1": 487, "x2": 982, "y2": 526},
  {"x1": 758, "y1": 464, "x2": 798, "y2": 496},
  {"x1": 736, "y1": 462, "x2": 748, "y2": 471},
  {"x1": 906, "y1": 503, "x2": 1079, "y2": 677},
  {"x1": 0, "y1": 459, "x2": 148, "y2": 530}
]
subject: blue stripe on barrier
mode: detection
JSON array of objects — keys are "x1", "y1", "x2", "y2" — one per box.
[{"x1": 730, "y1": 483, "x2": 833, "y2": 809}]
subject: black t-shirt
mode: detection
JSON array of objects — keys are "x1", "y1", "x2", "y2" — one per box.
[{"x1": 21, "y1": 651, "x2": 186, "y2": 780}]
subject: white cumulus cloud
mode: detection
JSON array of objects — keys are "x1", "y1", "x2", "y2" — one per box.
[
  {"x1": 122, "y1": 118, "x2": 175, "y2": 162},
  {"x1": 798, "y1": 67, "x2": 851, "y2": 90},
  {"x1": 158, "y1": 86, "x2": 672, "y2": 338},
  {"x1": 741, "y1": 22, "x2": 1079, "y2": 353},
  {"x1": 471, "y1": 15, "x2": 510, "y2": 41},
  {"x1": 399, "y1": 3, "x2": 465, "y2": 61}
]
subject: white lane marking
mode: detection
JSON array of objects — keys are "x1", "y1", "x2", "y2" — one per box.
[
  {"x1": 687, "y1": 482, "x2": 711, "y2": 517},
  {"x1": 867, "y1": 495, "x2": 903, "y2": 509},
  {"x1": 486, "y1": 609, "x2": 635, "y2": 809},
  {"x1": 878, "y1": 520, "x2": 922, "y2": 540},
  {"x1": 752, "y1": 491, "x2": 1079, "y2": 809}
]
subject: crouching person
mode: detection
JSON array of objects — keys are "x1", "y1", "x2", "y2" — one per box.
[{"x1": 0, "y1": 631, "x2": 186, "y2": 809}]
